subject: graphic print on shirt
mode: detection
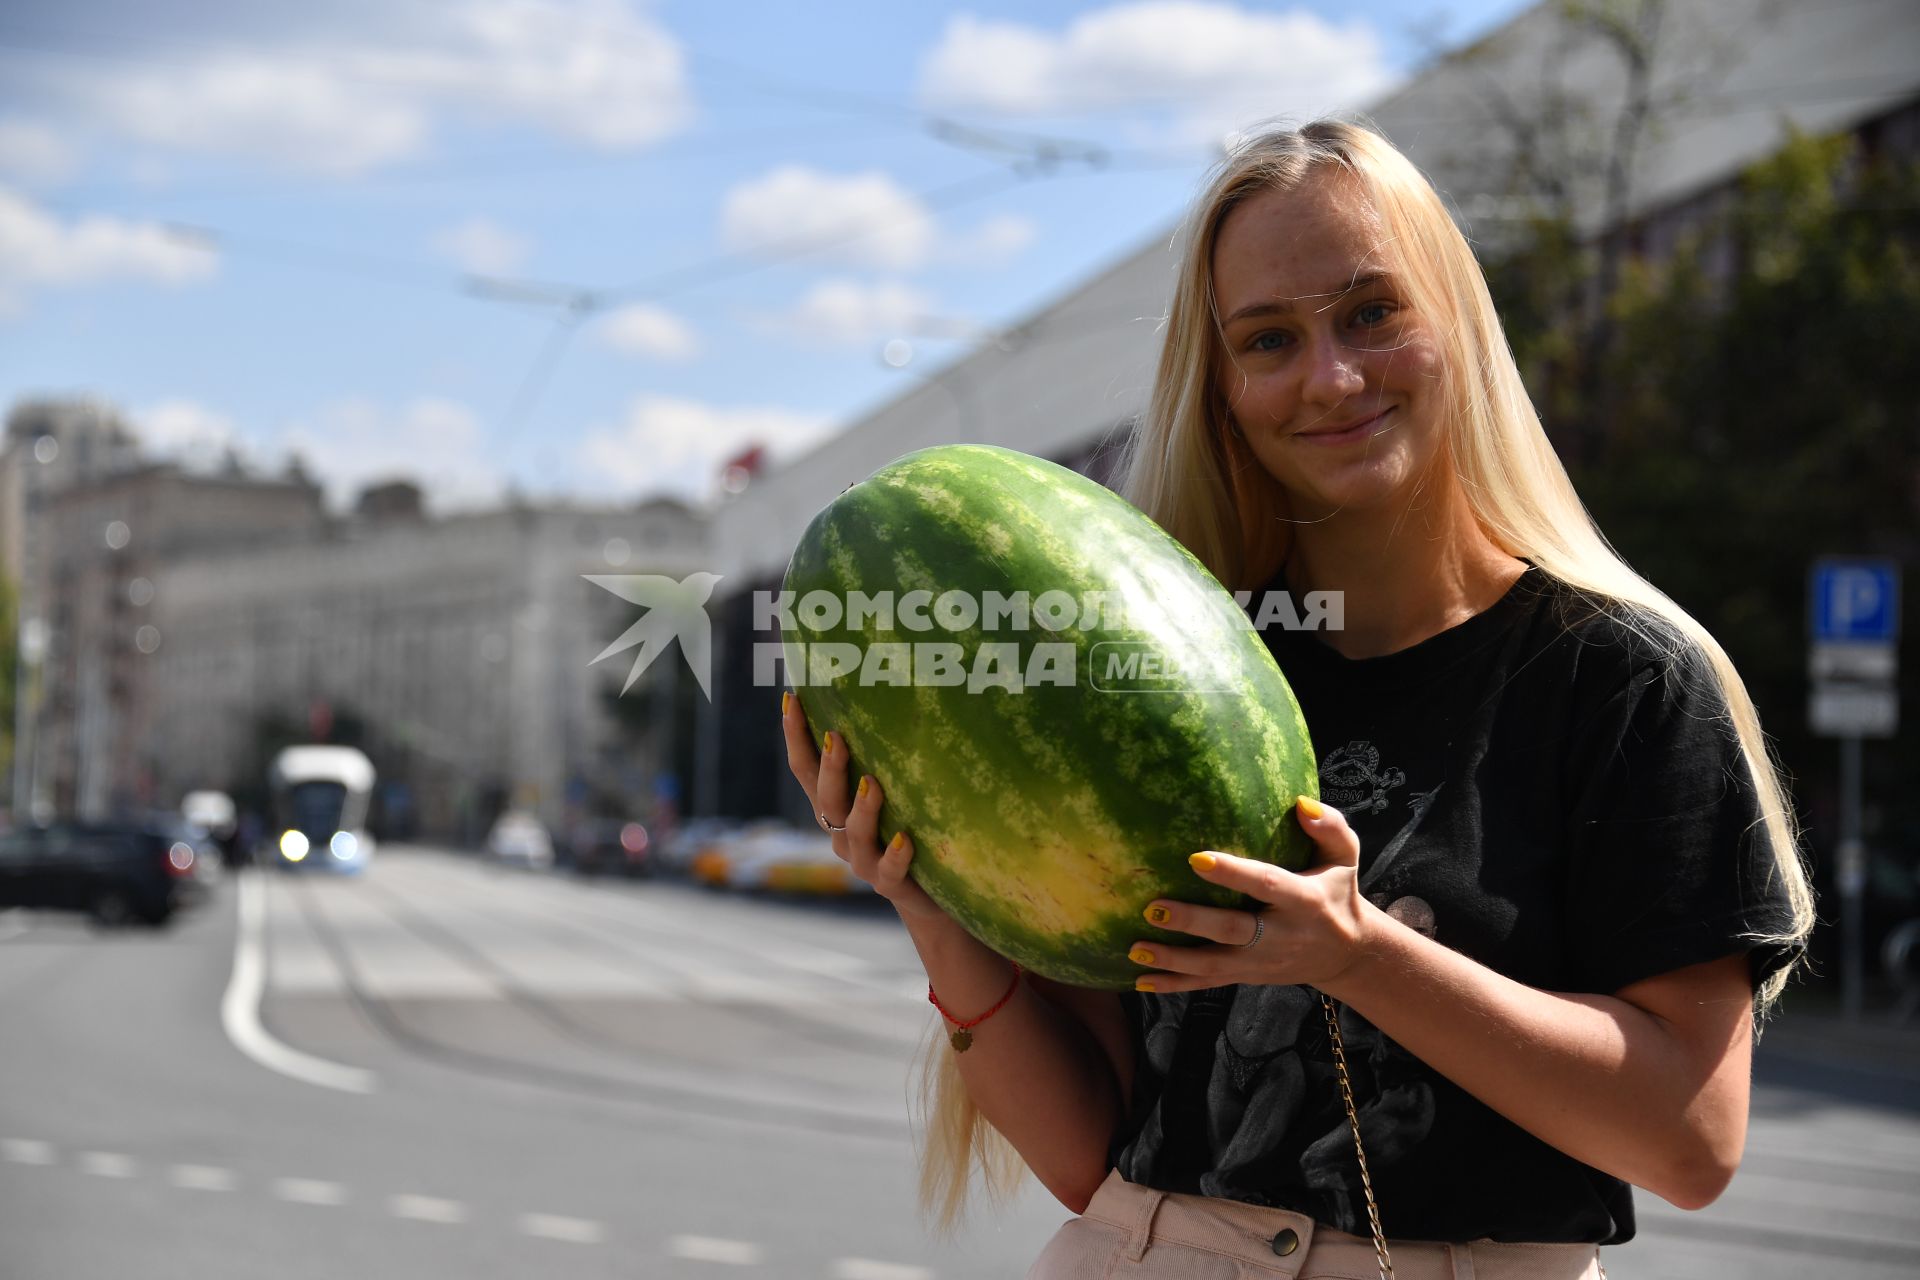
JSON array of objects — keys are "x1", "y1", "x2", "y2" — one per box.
[
  {"x1": 1177, "y1": 748, "x2": 1444, "y2": 1212},
  {"x1": 1319, "y1": 741, "x2": 1406, "y2": 815}
]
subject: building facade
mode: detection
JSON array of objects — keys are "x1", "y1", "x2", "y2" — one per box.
[{"x1": 145, "y1": 497, "x2": 707, "y2": 843}]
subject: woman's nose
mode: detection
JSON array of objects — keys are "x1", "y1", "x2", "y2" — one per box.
[{"x1": 1300, "y1": 337, "x2": 1366, "y2": 406}]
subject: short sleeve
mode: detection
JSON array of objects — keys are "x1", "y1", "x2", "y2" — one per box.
[{"x1": 1561, "y1": 643, "x2": 1801, "y2": 996}]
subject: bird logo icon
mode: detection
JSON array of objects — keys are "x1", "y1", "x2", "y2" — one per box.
[{"x1": 584, "y1": 572, "x2": 724, "y2": 700}]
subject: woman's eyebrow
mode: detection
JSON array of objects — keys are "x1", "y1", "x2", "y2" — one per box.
[{"x1": 1221, "y1": 273, "x2": 1389, "y2": 326}]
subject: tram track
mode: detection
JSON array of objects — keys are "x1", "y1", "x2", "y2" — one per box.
[{"x1": 281, "y1": 872, "x2": 913, "y2": 1142}]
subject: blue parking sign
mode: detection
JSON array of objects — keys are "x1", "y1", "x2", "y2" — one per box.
[{"x1": 1812, "y1": 559, "x2": 1900, "y2": 643}]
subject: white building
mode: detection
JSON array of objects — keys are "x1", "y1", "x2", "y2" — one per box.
[{"x1": 146, "y1": 495, "x2": 708, "y2": 841}]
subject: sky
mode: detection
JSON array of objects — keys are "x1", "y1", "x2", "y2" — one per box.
[{"x1": 0, "y1": 0, "x2": 1535, "y2": 513}]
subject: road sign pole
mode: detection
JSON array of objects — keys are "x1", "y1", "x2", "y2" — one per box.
[
  {"x1": 1810, "y1": 558, "x2": 1899, "y2": 1021},
  {"x1": 1839, "y1": 734, "x2": 1865, "y2": 1019}
]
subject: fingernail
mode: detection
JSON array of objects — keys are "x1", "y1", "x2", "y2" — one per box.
[
  {"x1": 781, "y1": 690, "x2": 792, "y2": 717},
  {"x1": 1135, "y1": 978, "x2": 1157, "y2": 993},
  {"x1": 1297, "y1": 795, "x2": 1326, "y2": 820},
  {"x1": 885, "y1": 832, "x2": 906, "y2": 854},
  {"x1": 1128, "y1": 947, "x2": 1156, "y2": 966},
  {"x1": 856, "y1": 775, "x2": 870, "y2": 798},
  {"x1": 1144, "y1": 905, "x2": 1170, "y2": 925},
  {"x1": 825, "y1": 731, "x2": 839, "y2": 755},
  {"x1": 1188, "y1": 852, "x2": 1218, "y2": 873}
]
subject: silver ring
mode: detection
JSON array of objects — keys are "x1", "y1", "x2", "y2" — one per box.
[
  {"x1": 1240, "y1": 916, "x2": 1265, "y2": 949},
  {"x1": 817, "y1": 812, "x2": 846, "y2": 835}
]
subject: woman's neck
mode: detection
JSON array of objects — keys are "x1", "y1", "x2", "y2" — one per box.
[{"x1": 1282, "y1": 483, "x2": 1526, "y2": 660}]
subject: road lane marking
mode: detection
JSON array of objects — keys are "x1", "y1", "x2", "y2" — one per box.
[
  {"x1": 389, "y1": 1193, "x2": 467, "y2": 1224},
  {"x1": 519, "y1": 1213, "x2": 605, "y2": 1244},
  {"x1": 272, "y1": 1177, "x2": 347, "y2": 1206},
  {"x1": 222, "y1": 872, "x2": 377, "y2": 1095},
  {"x1": 668, "y1": 1235, "x2": 763, "y2": 1264},
  {"x1": 169, "y1": 1164, "x2": 237, "y2": 1191},
  {"x1": 2, "y1": 1138, "x2": 54, "y2": 1165},
  {"x1": 832, "y1": 1261, "x2": 934, "y2": 1280},
  {"x1": 79, "y1": 1152, "x2": 136, "y2": 1178}
]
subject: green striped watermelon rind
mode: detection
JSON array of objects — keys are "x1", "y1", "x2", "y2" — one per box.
[{"x1": 783, "y1": 444, "x2": 1317, "y2": 989}]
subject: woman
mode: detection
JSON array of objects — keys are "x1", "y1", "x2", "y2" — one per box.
[{"x1": 781, "y1": 120, "x2": 1811, "y2": 1278}]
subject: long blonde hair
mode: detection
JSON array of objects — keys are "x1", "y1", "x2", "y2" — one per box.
[{"x1": 917, "y1": 117, "x2": 1814, "y2": 1228}]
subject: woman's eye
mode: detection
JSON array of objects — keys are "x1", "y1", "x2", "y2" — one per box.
[
  {"x1": 1353, "y1": 301, "x2": 1394, "y2": 326},
  {"x1": 1250, "y1": 331, "x2": 1289, "y2": 352}
]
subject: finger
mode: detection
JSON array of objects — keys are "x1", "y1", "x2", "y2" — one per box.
[
  {"x1": 1124, "y1": 937, "x2": 1234, "y2": 980},
  {"x1": 1295, "y1": 796, "x2": 1360, "y2": 869},
  {"x1": 842, "y1": 772, "x2": 884, "y2": 868},
  {"x1": 1131, "y1": 971, "x2": 1230, "y2": 996},
  {"x1": 1185, "y1": 849, "x2": 1298, "y2": 905},
  {"x1": 814, "y1": 729, "x2": 852, "y2": 828},
  {"x1": 780, "y1": 691, "x2": 820, "y2": 807},
  {"x1": 1140, "y1": 899, "x2": 1264, "y2": 947},
  {"x1": 873, "y1": 829, "x2": 916, "y2": 896}
]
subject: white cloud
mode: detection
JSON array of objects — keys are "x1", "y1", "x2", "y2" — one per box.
[
  {"x1": 918, "y1": 3, "x2": 1391, "y2": 141},
  {"x1": 93, "y1": 58, "x2": 427, "y2": 178},
  {"x1": 135, "y1": 399, "x2": 243, "y2": 471},
  {"x1": 597, "y1": 303, "x2": 698, "y2": 361},
  {"x1": 0, "y1": 119, "x2": 77, "y2": 185},
  {"x1": 431, "y1": 217, "x2": 528, "y2": 275},
  {"x1": 44, "y1": 0, "x2": 690, "y2": 177},
  {"x1": 762, "y1": 279, "x2": 933, "y2": 348},
  {"x1": 722, "y1": 166, "x2": 934, "y2": 271},
  {"x1": 576, "y1": 395, "x2": 833, "y2": 502},
  {"x1": 280, "y1": 397, "x2": 505, "y2": 511},
  {"x1": 0, "y1": 185, "x2": 217, "y2": 315}
]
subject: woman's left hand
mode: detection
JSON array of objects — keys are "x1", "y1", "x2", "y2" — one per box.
[{"x1": 1128, "y1": 797, "x2": 1379, "y2": 994}]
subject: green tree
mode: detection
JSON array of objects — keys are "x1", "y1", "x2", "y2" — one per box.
[{"x1": 1491, "y1": 128, "x2": 1920, "y2": 965}]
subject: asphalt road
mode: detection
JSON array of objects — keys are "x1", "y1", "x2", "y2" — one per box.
[{"x1": 2, "y1": 845, "x2": 1916, "y2": 1279}]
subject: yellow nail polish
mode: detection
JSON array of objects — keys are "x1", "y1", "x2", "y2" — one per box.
[
  {"x1": 1144, "y1": 905, "x2": 1170, "y2": 925},
  {"x1": 1135, "y1": 978, "x2": 1157, "y2": 993},
  {"x1": 781, "y1": 690, "x2": 792, "y2": 716},
  {"x1": 1128, "y1": 947, "x2": 1155, "y2": 966},
  {"x1": 825, "y1": 731, "x2": 839, "y2": 755},
  {"x1": 856, "y1": 775, "x2": 870, "y2": 798},
  {"x1": 885, "y1": 832, "x2": 905, "y2": 854},
  {"x1": 1188, "y1": 852, "x2": 1218, "y2": 873},
  {"x1": 1297, "y1": 795, "x2": 1326, "y2": 820}
]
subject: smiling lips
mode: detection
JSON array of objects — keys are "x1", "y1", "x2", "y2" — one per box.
[{"x1": 1294, "y1": 406, "x2": 1393, "y2": 444}]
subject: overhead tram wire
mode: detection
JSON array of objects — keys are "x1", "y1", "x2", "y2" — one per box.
[{"x1": 489, "y1": 136, "x2": 1207, "y2": 449}]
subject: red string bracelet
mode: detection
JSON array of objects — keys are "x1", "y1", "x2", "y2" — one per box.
[{"x1": 929, "y1": 964, "x2": 1023, "y2": 1052}]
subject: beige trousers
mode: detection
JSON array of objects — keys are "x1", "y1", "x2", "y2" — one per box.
[{"x1": 1028, "y1": 1170, "x2": 1606, "y2": 1280}]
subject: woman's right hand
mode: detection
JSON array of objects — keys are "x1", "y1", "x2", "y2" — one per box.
[{"x1": 780, "y1": 691, "x2": 946, "y2": 922}]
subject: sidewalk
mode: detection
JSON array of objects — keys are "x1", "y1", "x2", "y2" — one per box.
[{"x1": 1754, "y1": 991, "x2": 1920, "y2": 1110}]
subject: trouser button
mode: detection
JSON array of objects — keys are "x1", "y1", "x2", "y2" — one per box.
[{"x1": 1270, "y1": 1227, "x2": 1300, "y2": 1256}]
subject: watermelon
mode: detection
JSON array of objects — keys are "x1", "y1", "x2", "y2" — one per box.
[{"x1": 780, "y1": 444, "x2": 1316, "y2": 988}]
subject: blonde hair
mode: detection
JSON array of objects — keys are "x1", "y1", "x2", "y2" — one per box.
[{"x1": 917, "y1": 117, "x2": 1814, "y2": 1228}]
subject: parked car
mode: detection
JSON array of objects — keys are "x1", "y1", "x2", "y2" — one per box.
[
  {"x1": 485, "y1": 810, "x2": 554, "y2": 870},
  {"x1": 145, "y1": 812, "x2": 224, "y2": 891},
  {"x1": 568, "y1": 819, "x2": 651, "y2": 878},
  {"x1": 180, "y1": 790, "x2": 242, "y2": 867},
  {"x1": 0, "y1": 820, "x2": 211, "y2": 926},
  {"x1": 656, "y1": 817, "x2": 744, "y2": 879},
  {"x1": 691, "y1": 823, "x2": 869, "y2": 896}
]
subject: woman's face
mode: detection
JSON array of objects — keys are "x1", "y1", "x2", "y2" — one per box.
[{"x1": 1210, "y1": 172, "x2": 1447, "y2": 522}]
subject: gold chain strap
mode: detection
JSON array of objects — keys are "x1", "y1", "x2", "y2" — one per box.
[{"x1": 1321, "y1": 993, "x2": 1394, "y2": 1279}]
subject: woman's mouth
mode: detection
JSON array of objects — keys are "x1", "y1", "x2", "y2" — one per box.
[{"x1": 1295, "y1": 407, "x2": 1392, "y2": 445}]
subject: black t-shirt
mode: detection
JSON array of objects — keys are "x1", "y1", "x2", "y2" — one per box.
[{"x1": 1108, "y1": 566, "x2": 1801, "y2": 1245}]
